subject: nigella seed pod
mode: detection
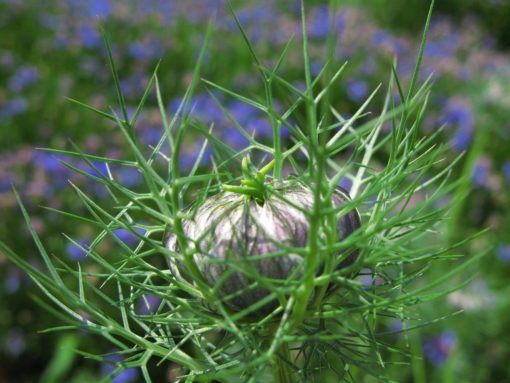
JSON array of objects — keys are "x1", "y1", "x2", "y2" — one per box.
[{"x1": 164, "y1": 181, "x2": 360, "y2": 316}]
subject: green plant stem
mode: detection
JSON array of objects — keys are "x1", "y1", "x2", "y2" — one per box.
[
  {"x1": 442, "y1": 344, "x2": 458, "y2": 383},
  {"x1": 291, "y1": 0, "x2": 321, "y2": 330},
  {"x1": 274, "y1": 342, "x2": 294, "y2": 383},
  {"x1": 410, "y1": 332, "x2": 427, "y2": 383}
]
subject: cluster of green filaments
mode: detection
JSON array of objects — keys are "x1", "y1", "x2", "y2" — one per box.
[{"x1": 222, "y1": 157, "x2": 275, "y2": 204}]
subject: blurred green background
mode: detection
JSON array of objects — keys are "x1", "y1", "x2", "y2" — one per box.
[{"x1": 1, "y1": 0, "x2": 509, "y2": 382}]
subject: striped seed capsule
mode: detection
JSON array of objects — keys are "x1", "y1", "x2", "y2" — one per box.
[{"x1": 164, "y1": 180, "x2": 360, "y2": 316}]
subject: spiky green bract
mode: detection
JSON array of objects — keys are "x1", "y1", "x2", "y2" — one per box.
[
  {"x1": 1, "y1": 1, "x2": 487, "y2": 381},
  {"x1": 222, "y1": 157, "x2": 275, "y2": 204}
]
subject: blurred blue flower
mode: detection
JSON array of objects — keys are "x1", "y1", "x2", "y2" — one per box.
[
  {"x1": 423, "y1": 330, "x2": 456, "y2": 366},
  {"x1": 138, "y1": 0, "x2": 174, "y2": 16},
  {"x1": 31, "y1": 151, "x2": 73, "y2": 190},
  {"x1": 85, "y1": 160, "x2": 109, "y2": 179},
  {"x1": 442, "y1": 101, "x2": 474, "y2": 127},
  {"x1": 117, "y1": 166, "x2": 143, "y2": 188},
  {"x1": 335, "y1": 12, "x2": 346, "y2": 34},
  {"x1": 308, "y1": 5, "x2": 330, "y2": 38},
  {"x1": 3, "y1": 268, "x2": 21, "y2": 294},
  {"x1": 502, "y1": 161, "x2": 510, "y2": 185},
  {"x1": 444, "y1": 102, "x2": 470, "y2": 122},
  {"x1": 236, "y1": 5, "x2": 275, "y2": 26},
  {"x1": 89, "y1": 0, "x2": 112, "y2": 18},
  {"x1": 169, "y1": 93, "x2": 224, "y2": 123},
  {"x1": 0, "y1": 0, "x2": 23, "y2": 4},
  {"x1": 168, "y1": 97, "x2": 185, "y2": 115},
  {"x1": 496, "y1": 244, "x2": 510, "y2": 263},
  {"x1": 139, "y1": 127, "x2": 162, "y2": 147},
  {"x1": 346, "y1": 80, "x2": 368, "y2": 102},
  {"x1": 4, "y1": 328, "x2": 25, "y2": 357},
  {"x1": 88, "y1": 182, "x2": 110, "y2": 199},
  {"x1": 113, "y1": 227, "x2": 145, "y2": 246},
  {"x1": 174, "y1": 2, "x2": 215, "y2": 24},
  {"x1": 372, "y1": 29, "x2": 391, "y2": 45},
  {"x1": 8, "y1": 65, "x2": 40, "y2": 92},
  {"x1": 128, "y1": 39, "x2": 162, "y2": 61},
  {"x1": 356, "y1": 268, "x2": 383, "y2": 288},
  {"x1": 338, "y1": 177, "x2": 353, "y2": 192},
  {"x1": 372, "y1": 28, "x2": 405, "y2": 55},
  {"x1": 388, "y1": 319, "x2": 403, "y2": 337},
  {"x1": 65, "y1": 240, "x2": 90, "y2": 261},
  {"x1": 246, "y1": 117, "x2": 274, "y2": 138},
  {"x1": 310, "y1": 60, "x2": 323, "y2": 76},
  {"x1": 127, "y1": 42, "x2": 147, "y2": 58},
  {"x1": 180, "y1": 142, "x2": 212, "y2": 170},
  {"x1": 280, "y1": 125, "x2": 290, "y2": 138},
  {"x1": 441, "y1": 98, "x2": 475, "y2": 151},
  {"x1": 0, "y1": 97, "x2": 28, "y2": 119},
  {"x1": 293, "y1": 81, "x2": 306, "y2": 94},
  {"x1": 357, "y1": 270, "x2": 373, "y2": 287},
  {"x1": 245, "y1": 25, "x2": 265, "y2": 44},
  {"x1": 222, "y1": 127, "x2": 249, "y2": 151},
  {"x1": 113, "y1": 106, "x2": 137, "y2": 122},
  {"x1": 425, "y1": 40, "x2": 450, "y2": 58},
  {"x1": 234, "y1": 4, "x2": 282, "y2": 44},
  {"x1": 69, "y1": 0, "x2": 112, "y2": 18},
  {"x1": 365, "y1": 194, "x2": 378, "y2": 208},
  {"x1": 0, "y1": 172, "x2": 12, "y2": 193},
  {"x1": 137, "y1": 293, "x2": 162, "y2": 315},
  {"x1": 78, "y1": 22, "x2": 101, "y2": 49},
  {"x1": 229, "y1": 100, "x2": 258, "y2": 125},
  {"x1": 450, "y1": 125, "x2": 473, "y2": 151},
  {"x1": 472, "y1": 157, "x2": 490, "y2": 189},
  {"x1": 101, "y1": 353, "x2": 139, "y2": 383},
  {"x1": 33, "y1": 151, "x2": 66, "y2": 173}
]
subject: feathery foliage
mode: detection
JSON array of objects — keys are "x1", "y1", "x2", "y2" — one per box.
[{"x1": 1, "y1": 1, "x2": 487, "y2": 381}]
